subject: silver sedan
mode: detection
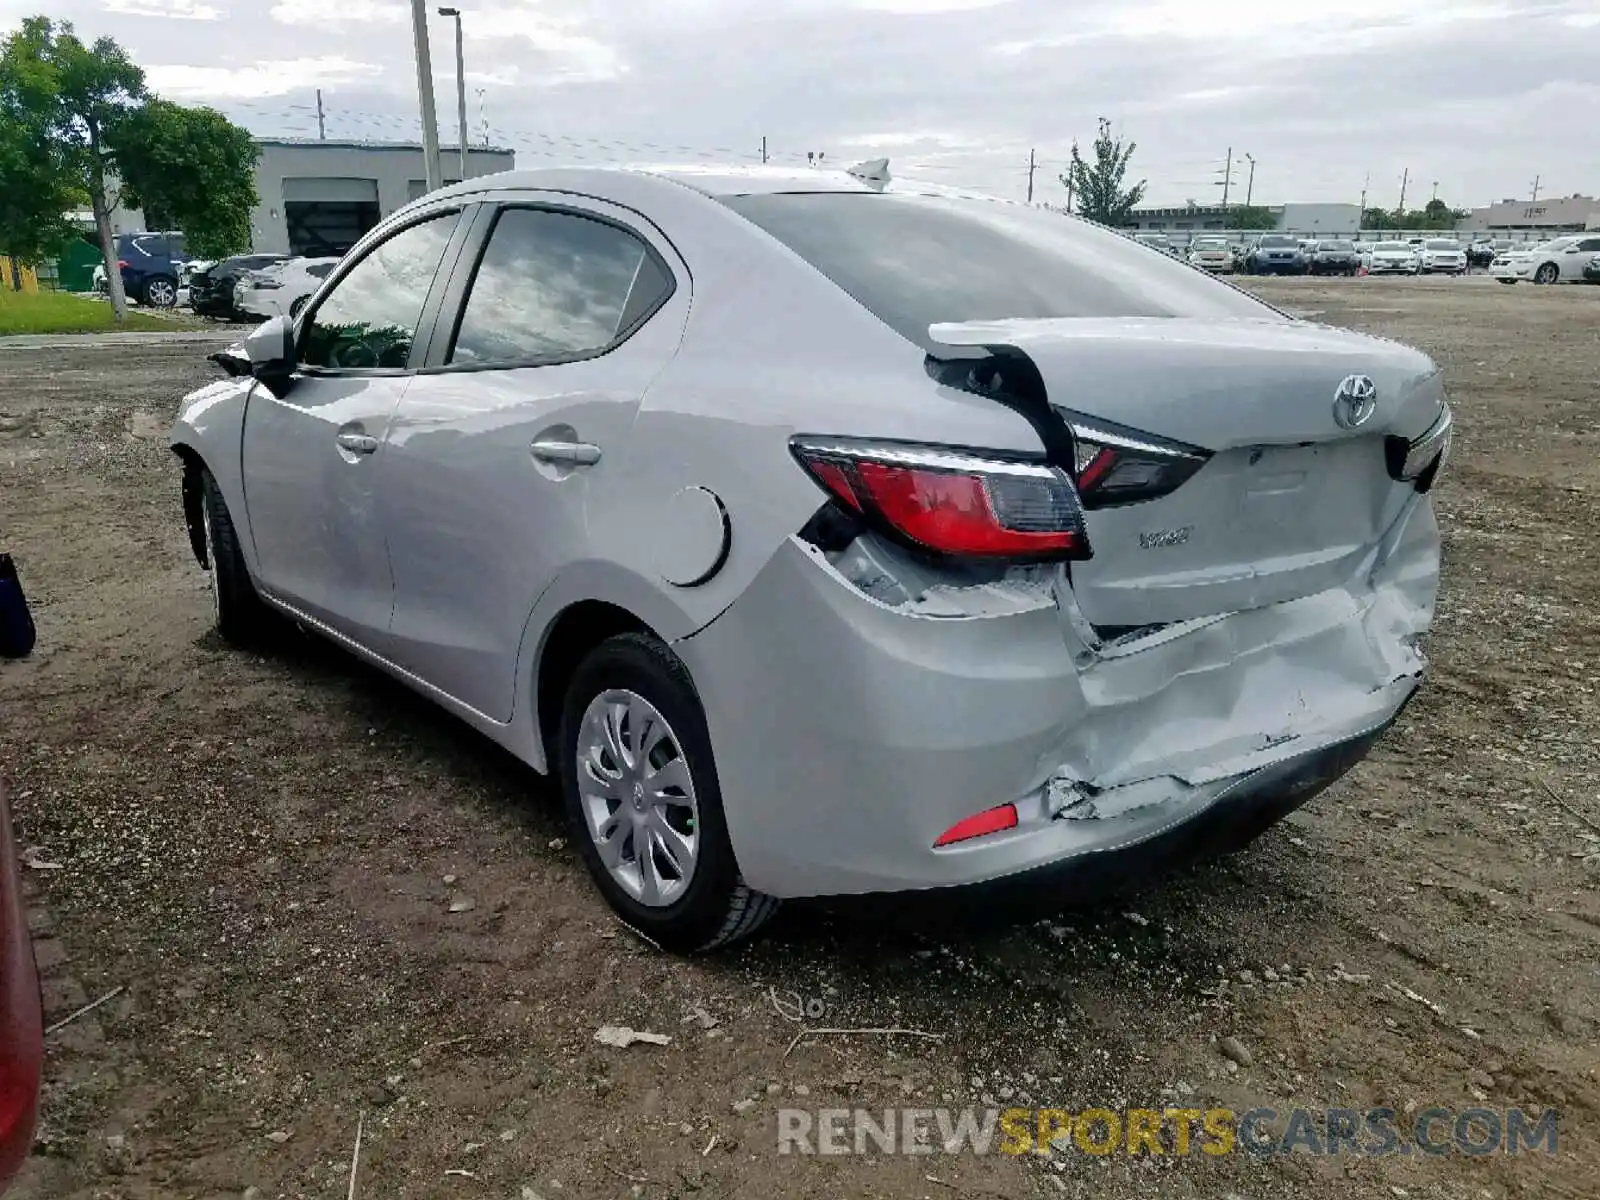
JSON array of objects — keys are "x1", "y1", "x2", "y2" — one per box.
[{"x1": 171, "y1": 166, "x2": 1449, "y2": 950}]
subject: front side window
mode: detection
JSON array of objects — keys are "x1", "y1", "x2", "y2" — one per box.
[
  {"x1": 300, "y1": 213, "x2": 457, "y2": 370},
  {"x1": 448, "y1": 208, "x2": 673, "y2": 366}
]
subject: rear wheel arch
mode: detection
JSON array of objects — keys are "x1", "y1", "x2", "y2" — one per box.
[{"x1": 535, "y1": 600, "x2": 653, "y2": 765}]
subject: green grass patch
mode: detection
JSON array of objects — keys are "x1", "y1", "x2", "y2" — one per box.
[{"x1": 0, "y1": 289, "x2": 202, "y2": 336}]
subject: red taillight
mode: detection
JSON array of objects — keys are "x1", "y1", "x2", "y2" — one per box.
[
  {"x1": 1060, "y1": 410, "x2": 1210, "y2": 509},
  {"x1": 115, "y1": 260, "x2": 128, "y2": 269},
  {"x1": 934, "y1": 803, "x2": 1019, "y2": 847},
  {"x1": 791, "y1": 438, "x2": 1090, "y2": 561}
]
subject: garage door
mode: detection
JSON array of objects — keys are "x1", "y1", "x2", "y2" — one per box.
[{"x1": 282, "y1": 177, "x2": 381, "y2": 257}]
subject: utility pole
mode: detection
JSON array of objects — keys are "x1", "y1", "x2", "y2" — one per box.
[
  {"x1": 315, "y1": 88, "x2": 325, "y2": 140},
  {"x1": 1431, "y1": 179, "x2": 1438, "y2": 203},
  {"x1": 437, "y1": 7, "x2": 469, "y2": 182},
  {"x1": 1065, "y1": 139, "x2": 1077, "y2": 213},
  {"x1": 476, "y1": 87, "x2": 487, "y2": 146},
  {"x1": 1359, "y1": 170, "x2": 1369, "y2": 225},
  {"x1": 1396, "y1": 167, "x2": 1409, "y2": 221},
  {"x1": 1217, "y1": 146, "x2": 1233, "y2": 208},
  {"x1": 1026, "y1": 147, "x2": 1036, "y2": 204},
  {"x1": 1530, "y1": 174, "x2": 1541, "y2": 202},
  {"x1": 410, "y1": 0, "x2": 444, "y2": 192},
  {"x1": 1243, "y1": 153, "x2": 1256, "y2": 206},
  {"x1": 761, "y1": 136, "x2": 767, "y2": 164}
]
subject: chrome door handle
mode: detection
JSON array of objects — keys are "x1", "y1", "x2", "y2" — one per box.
[
  {"x1": 336, "y1": 432, "x2": 379, "y2": 455},
  {"x1": 530, "y1": 439, "x2": 602, "y2": 466}
]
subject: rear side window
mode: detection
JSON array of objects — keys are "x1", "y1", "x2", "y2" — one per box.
[
  {"x1": 307, "y1": 262, "x2": 335, "y2": 279},
  {"x1": 448, "y1": 208, "x2": 674, "y2": 366},
  {"x1": 720, "y1": 193, "x2": 1275, "y2": 350}
]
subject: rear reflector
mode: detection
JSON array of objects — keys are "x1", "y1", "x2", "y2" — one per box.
[
  {"x1": 791, "y1": 437, "x2": 1090, "y2": 561},
  {"x1": 934, "y1": 803, "x2": 1019, "y2": 848}
]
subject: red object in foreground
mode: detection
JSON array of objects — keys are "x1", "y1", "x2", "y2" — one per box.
[
  {"x1": 933, "y1": 803, "x2": 1020, "y2": 848},
  {"x1": 0, "y1": 783, "x2": 42, "y2": 1191}
]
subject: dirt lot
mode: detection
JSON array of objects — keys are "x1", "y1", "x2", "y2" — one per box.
[{"x1": 2, "y1": 277, "x2": 1597, "y2": 1199}]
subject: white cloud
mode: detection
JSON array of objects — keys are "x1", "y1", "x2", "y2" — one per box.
[
  {"x1": 269, "y1": 0, "x2": 404, "y2": 25},
  {"x1": 105, "y1": 0, "x2": 220, "y2": 17},
  {"x1": 472, "y1": 7, "x2": 624, "y2": 83},
  {"x1": 146, "y1": 57, "x2": 383, "y2": 99}
]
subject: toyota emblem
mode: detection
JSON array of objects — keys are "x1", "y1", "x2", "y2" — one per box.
[{"x1": 1333, "y1": 374, "x2": 1378, "y2": 429}]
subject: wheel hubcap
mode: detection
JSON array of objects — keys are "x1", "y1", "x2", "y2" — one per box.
[
  {"x1": 151, "y1": 281, "x2": 174, "y2": 305},
  {"x1": 576, "y1": 689, "x2": 699, "y2": 908},
  {"x1": 201, "y1": 499, "x2": 221, "y2": 621}
]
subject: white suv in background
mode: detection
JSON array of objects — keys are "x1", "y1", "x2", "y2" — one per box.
[{"x1": 1416, "y1": 239, "x2": 1466, "y2": 275}]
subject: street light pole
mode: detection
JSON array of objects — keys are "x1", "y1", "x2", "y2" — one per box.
[
  {"x1": 438, "y1": 6, "x2": 469, "y2": 182},
  {"x1": 410, "y1": 0, "x2": 444, "y2": 192}
]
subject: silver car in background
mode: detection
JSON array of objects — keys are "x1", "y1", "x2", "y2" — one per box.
[
  {"x1": 171, "y1": 167, "x2": 1448, "y2": 950},
  {"x1": 1186, "y1": 235, "x2": 1237, "y2": 273}
]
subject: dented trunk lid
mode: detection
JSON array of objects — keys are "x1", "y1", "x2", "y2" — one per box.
[{"x1": 930, "y1": 316, "x2": 1445, "y2": 627}]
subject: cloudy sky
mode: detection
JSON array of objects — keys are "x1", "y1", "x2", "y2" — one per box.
[{"x1": 4, "y1": 0, "x2": 1597, "y2": 209}]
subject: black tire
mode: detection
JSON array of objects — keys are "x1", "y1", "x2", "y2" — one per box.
[
  {"x1": 558, "y1": 633, "x2": 778, "y2": 952},
  {"x1": 1498, "y1": 279, "x2": 1517, "y2": 285},
  {"x1": 1534, "y1": 263, "x2": 1558, "y2": 285},
  {"x1": 143, "y1": 274, "x2": 178, "y2": 308},
  {"x1": 199, "y1": 467, "x2": 273, "y2": 645}
]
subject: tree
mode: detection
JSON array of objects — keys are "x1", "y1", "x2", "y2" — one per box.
[
  {"x1": 0, "y1": 17, "x2": 144, "y2": 317},
  {"x1": 114, "y1": 100, "x2": 258, "y2": 261},
  {"x1": 1061, "y1": 117, "x2": 1146, "y2": 227},
  {"x1": 1227, "y1": 205, "x2": 1278, "y2": 230},
  {"x1": 0, "y1": 106, "x2": 78, "y2": 265},
  {"x1": 0, "y1": 18, "x2": 258, "y2": 320}
]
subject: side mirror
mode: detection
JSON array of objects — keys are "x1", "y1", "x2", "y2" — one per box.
[{"x1": 242, "y1": 316, "x2": 296, "y2": 396}]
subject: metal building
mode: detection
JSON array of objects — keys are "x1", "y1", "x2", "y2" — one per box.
[{"x1": 247, "y1": 138, "x2": 516, "y2": 256}]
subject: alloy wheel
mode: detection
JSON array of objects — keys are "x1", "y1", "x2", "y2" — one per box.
[
  {"x1": 575, "y1": 688, "x2": 700, "y2": 908},
  {"x1": 147, "y1": 279, "x2": 176, "y2": 307},
  {"x1": 1534, "y1": 264, "x2": 1558, "y2": 285}
]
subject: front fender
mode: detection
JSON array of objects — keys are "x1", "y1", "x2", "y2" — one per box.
[{"x1": 169, "y1": 376, "x2": 259, "y2": 574}]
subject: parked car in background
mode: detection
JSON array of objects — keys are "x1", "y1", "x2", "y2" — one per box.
[
  {"x1": 1416, "y1": 239, "x2": 1466, "y2": 275},
  {"x1": 113, "y1": 230, "x2": 188, "y2": 307},
  {"x1": 233, "y1": 257, "x2": 340, "y2": 320},
  {"x1": 1488, "y1": 235, "x2": 1600, "y2": 284},
  {"x1": 171, "y1": 166, "x2": 1448, "y2": 950},
  {"x1": 1466, "y1": 239, "x2": 1498, "y2": 268},
  {"x1": 1585, "y1": 253, "x2": 1600, "y2": 284},
  {"x1": 1307, "y1": 240, "x2": 1359, "y2": 276},
  {"x1": 1133, "y1": 232, "x2": 1175, "y2": 256},
  {"x1": 1186, "y1": 235, "x2": 1236, "y2": 273},
  {"x1": 189, "y1": 254, "x2": 291, "y2": 320},
  {"x1": 1244, "y1": 234, "x2": 1306, "y2": 275},
  {"x1": 1367, "y1": 241, "x2": 1422, "y2": 275},
  {"x1": 0, "y1": 783, "x2": 44, "y2": 1189}
]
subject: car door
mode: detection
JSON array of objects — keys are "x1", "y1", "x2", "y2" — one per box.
[
  {"x1": 240, "y1": 206, "x2": 469, "y2": 651},
  {"x1": 378, "y1": 197, "x2": 688, "y2": 722},
  {"x1": 1562, "y1": 236, "x2": 1600, "y2": 280}
]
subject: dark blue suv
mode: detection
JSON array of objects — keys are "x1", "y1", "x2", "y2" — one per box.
[{"x1": 112, "y1": 231, "x2": 188, "y2": 307}]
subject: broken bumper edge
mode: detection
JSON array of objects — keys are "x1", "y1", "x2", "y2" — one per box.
[{"x1": 846, "y1": 706, "x2": 1407, "y2": 927}]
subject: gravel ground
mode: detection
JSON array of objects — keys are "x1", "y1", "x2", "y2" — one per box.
[{"x1": 1, "y1": 276, "x2": 1597, "y2": 1199}]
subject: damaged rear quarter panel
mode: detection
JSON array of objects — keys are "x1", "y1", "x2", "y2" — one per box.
[{"x1": 678, "y1": 496, "x2": 1440, "y2": 898}]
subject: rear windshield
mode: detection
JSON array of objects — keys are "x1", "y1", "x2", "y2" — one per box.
[
  {"x1": 1425, "y1": 240, "x2": 1458, "y2": 250},
  {"x1": 719, "y1": 193, "x2": 1276, "y2": 348},
  {"x1": 1320, "y1": 241, "x2": 1355, "y2": 251},
  {"x1": 1257, "y1": 235, "x2": 1298, "y2": 247},
  {"x1": 1376, "y1": 242, "x2": 1412, "y2": 251}
]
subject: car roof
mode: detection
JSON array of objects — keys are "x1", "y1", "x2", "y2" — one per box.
[{"x1": 427, "y1": 163, "x2": 1004, "y2": 205}]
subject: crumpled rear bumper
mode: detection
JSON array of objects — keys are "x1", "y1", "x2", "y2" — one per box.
[{"x1": 678, "y1": 498, "x2": 1438, "y2": 900}]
